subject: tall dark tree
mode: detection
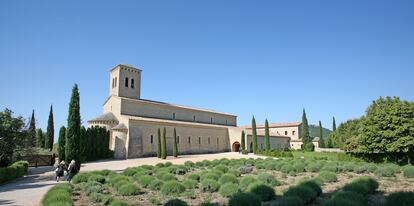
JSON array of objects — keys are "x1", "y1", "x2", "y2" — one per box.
[
  {"x1": 319, "y1": 121, "x2": 325, "y2": 148},
  {"x1": 252, "y1": 116, "x2": 258, "y2": 154},
  {"x1": 27, "y1": 110, "x2": 36, "y2": 147},
  {"x1": 264, "y1": 119, "x2": 270, "y2": 151},
  {"x1": 241, "y1": 130, "x2": 246, "y2": 151},
  {"x1": 65, "y1": 84, "x2": 81, "y2": 168},
  {"x1": 57, "y1": 126, "x2": 66, "y2": 161},
  {"x1": 173, "y1": 128, "x2": 178, "y2": 157},
  {"x1": 332, "y1": 117, "x2": 337, "y2": 132},
  {"x1": 46, "y1": 105, "x2": 54, "y2": 151},
  {"x1": 157, "y1": 128, "x2": 161, "y2": 158},
  {"x1": 161, "y1": 127, "x2": 167, "y2": 159},
  {"x1": 301, "y1": 109, "x2": 310, "y2": 144},
  {"x1": 36, "y1": 128, "x2": 44, "y2": 148},
  {"x1": 79, "y1": 126, "x2": 87, "y2": 162}
]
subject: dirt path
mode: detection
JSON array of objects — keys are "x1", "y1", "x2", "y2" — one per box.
[{"x1": 0, "y1": 152, "x2": 261, "y2": 206}]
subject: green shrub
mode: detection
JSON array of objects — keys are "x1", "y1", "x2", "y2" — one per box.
[
  {"x1": 88, "y1": 174, "x2": 105, "y2": 184},
  {"x1": 284, "y1": 185, "x2": 317, "y2": 204},
  {"x1": 149, "y1": 196, "x2": 161, "y2": 205},
  {"x1": 94, "y1": 169, "x2": 115, "y2": 176},
  {"x1": 161, "y1": 173, "x2": 177, "y2": 181},
  {"x1": 343, "y1": 163, "x2": 356, "y2": 172},
  {"x1": 341, "y1": 176, "x2": 378, "y2": 196},
  {"x1": 354, "y1": 165, "x2": 367, "y2": 174},
  {"x1": 264, "y1": 161, "x2": 278, "y2": 170},
  {"x1": 228, "y1": 192, "x2": 261, "y2": 206},
  {"x1": 257, "y1": 173, "x2": 280, "y2": 186},
  {"x1": 109, "y1": 199, "x2": 129, "y2": 206},
  {"x1": 298, "y1": 180, "x2": 322, "y2": 195},
  {"x1": 278, "y1": 196, "x2": 303, "y2": 206},
  {"x1": 376, "y1": 166, "x2": 395, "y2": 177},
  {"x1": 317, "y1": 171, "x2": 337, "y2": 183},
  {"x1": 385, "y1": 192, "x2": 414, "y2": 206},
  {"x1": 200, "y1": 172, "x2": 220, "y2": 181},
  {"x1": 108, "y1": 174, "x2": 129, "y2": 186},
  {"x1": 239, "y1": 176, "x2": 258, "y2": 191},
  {"x1": 281, "y1": 165, "x2": 295, "y2": 174},
  {"x1": 200, "y1": 179, "x2": 220, "y2": 192},
  {"x1": 306, "y1": 163, "x2": 321, "y2": 172},
  {"x1": 84, "y1": 182, "x2": 103, "y2": 195},
  {"x1": 293, "y1": 163, "x2": 305, "y2": 173},
  {"x1": 160, "y1": 181, "x2": 186, "y2": 195},
  {"x1": 200, "y1": 202, "x2": 220, "y2": 206},
  {"x1": 149, "y1": 179, "x2": 164, "y2": 190},
  {"x1": 219, "y1": 183, "x2": 239, "y2": 197},
  {"x1": 227, "y1": 168, "x2": 241, "y2": 177},
  {"x1": 164, "y1": 198, "x2": 189, "y2": 206},
  {"x1": 187, "y1": 173, "x2": 200, "y2": 182},
  {"x1": 0, "y1": 161, "x2": 29, "y2": 184},
  {"x1": 71, "y1": 173, "x2": 91, "y2": 184},
  {"x1": 135, "y1": 175, "x2": 155, "y2": 188},
  {"x1": 219, "y1": 173, "x2": 238, "y2": 184},
  {"x1": 247, "y1": 183, "x2": 275, "y2": 201},
  {"x1": 118, "y1": 183, "x2": 140, "y2": 196},
  {"x1": 184, "y1": 161, "x2": 195, "y2": 168},
  {"x1": 156, "y1": 171, "x2": 170, "y2": 179},
  {"x1": 123, "y1": 167, "x2": 139, "y2": 176},
  {"x1": 215, "y1": 165, "x2": 229, "y2": 173},
  {"x1": 239, "y1": 166, "x2": 254, "y2": 174},
  {"x1": 42, "y1": 183, "x2": 73, "y2": 206},
  {"x1": 367, "y1": 164, "x2": 378, "y2": 173},
  {"x1": 89, "y1": 193, "x2": 112, "y2": 204},
  {"x1": 182, "y1": 179, "x2": 198, "y2": 189},
  {"x1": 403, "y1": 166, "x2": 414, "y2": 178}
]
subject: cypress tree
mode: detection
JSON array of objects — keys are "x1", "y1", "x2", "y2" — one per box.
[
  {"x1": 173, "y1": 128, "x2": 178, "y2": 157},
  {"x1": 319, "y1": 120, "x2": 325, "y2": 148},
  {"x1": 252, "y1": 116, "x2": 258, "y2": 154},
  {"x1": 28, "y1": 110, "x2": 36, "y2": 147},
  {"x1": 161, "y1": 127, "x2": 167, "y2": 159},
  {"x1": 36, "y1": 128, "x2": 44, "y2": 148},
  {"x1": 57, "y1": 126, "x2": 66, "y2": 161},
  {"x1": 264, "y1": 119, "x2": 270, "y2": 151},
  {"x1": 79, "y1": 126, "x2": 87, "y2": 162},
  {"x1": 157, "y1": 128, "x2": 161, "y2": 158},
  {"x1": 46, "y1": 105, "x2": 54, "y2": 151},
  {"x1": 241, "y1": 130, "x2": 246, "y2": 150},
  {"x1": 332, "y1": 117, "x2": 337, "y2": 132},
  {"x1": 301, "y1": 109, "x2": 310, "y2": 144},
  {"x1": 65, "y1": 84, "x2": 81, "y2": 168}
]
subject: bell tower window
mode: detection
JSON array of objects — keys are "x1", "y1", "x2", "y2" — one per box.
[
  {"x1": 125, "y1": 77, "x2": 129, "y2": 87},
  {"x1": 131, "y1": 78, "x2": 135, "y2": 89}
]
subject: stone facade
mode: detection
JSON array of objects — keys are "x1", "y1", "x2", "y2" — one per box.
[{"x1": 89, "y1": 64, "x2": 303, "y2": 159}]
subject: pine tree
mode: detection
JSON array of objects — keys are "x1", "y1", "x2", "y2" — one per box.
[
  {"x1": 332, "y1": 117, "x2": 337, "y2": 132},
  {"x1": 252, "y1": 116, "x2": 258, "y2": 154},
  {"x1": 65, "y1": 84, "x2": 81, "y2": 168},
  {"x1": 173, "y1": 128, "x2": 178, "y2": 157},
  {"x1": 264, "y1": 119, "x2": 270, "y2": 151},
  {"x1": 58, "y1": 126, "x2": 66, "y2": 162},
  {"x1": 27, "y1": 110, "x2": 36, "y2": 147},
  {"x1": 157, "y1": 128, "x2": 161, "y2": 158},
  {"x1": 319, "y1": 121, "x2": 325, "y2": 148},
  {"x1": 241, "y1": 130, "x2": 246, "y2": 150},
  {"x1": 301, "y1": 109, "x2": 310, "y2": 144},
  {"x1": 46, "y1": 105, "x2": 54, "y2": 151},
  {"x1": 161, "y1": 127, "x2": 167, "y2": 159},
  {"x1": 36, "y1": 128, "x2": 44, "y2": 148}
]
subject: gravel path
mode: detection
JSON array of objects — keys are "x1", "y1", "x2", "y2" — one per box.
[{"x1": 0, "y1": 152, "x2": 262, "y2": 206}]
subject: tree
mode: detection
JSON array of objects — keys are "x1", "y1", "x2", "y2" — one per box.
[
  {"x1": 332, "y1": 117, "x2": 337, "y2": 132},
  {"x1": 161, "y1": 127, "x2": 167, "y2": 159},
  {"x1": 318, "y1": 121, "x2": 325, "y2": 148},
  {"x1": 0, "y1": 109, "x2": 26, "y2": 166},
  {"x1": 252, "y1": 116, "x2": 258, "y2": 154},
  {"x1": 157, "y1": 128, "x2": 161, "y2": 158},
  {"x1": 36, "y1": 128, "x2": 44, "y2": 148},
  {"x1": 301, "y1": 109, "x2": 310, "y2": 145},
  {"x1": 241, "y1": 130, "x2": 246, "y2": 150},
  {"x1": 173, "y1": 128, "x2": 178, "y2": 157},
  {"x1": 79, "y1": 126, "x2": 87, "y2": 162},
  {"x1": 264, "y1": 119, "x2": 270, "y2": 151},
  {"x1": 57, "y1": 126, "x2": 66, "y2": 162},
  {"x1": 27, "y1": 110, "x2": 36, "y2": 147},
  {"x1": 65, "y1": 84, "x2": 81, "y2": 168},
  {"x1": 45, "y1": 105, "x2": 54, "y2": 151}
]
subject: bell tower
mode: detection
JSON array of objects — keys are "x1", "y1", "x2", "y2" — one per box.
[{"x1": 110, "y1": 64, "x2": 141, "y2": 99}]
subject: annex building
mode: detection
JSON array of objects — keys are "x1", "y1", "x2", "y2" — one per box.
[{"x1": 88, "y1": 64, "x2": 308, "y2": 159}]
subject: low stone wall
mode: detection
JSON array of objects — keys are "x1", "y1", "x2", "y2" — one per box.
[{"x1": 315, "y1": 148, "x2": 344, "y2": 153}]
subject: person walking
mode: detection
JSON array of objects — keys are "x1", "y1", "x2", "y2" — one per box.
[
  {"x1": 66, "y1": 160, "x2": 78, "y2": 182},
  {"x1": 55, "y1": 161, "x2": 66, "y2": 182}
]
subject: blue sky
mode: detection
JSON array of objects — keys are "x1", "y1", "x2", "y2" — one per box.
[{"x1": 1, "y1": 1, "x2": 413, "y2": 142}]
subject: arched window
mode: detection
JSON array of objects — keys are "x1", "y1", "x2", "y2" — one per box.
[
  {"x1": 292, "y1": 131, "x2": 296, "y2": 135},
  {"x1": 125, "y1": 77, "x2": 129, "y2": 87},
  {"x1": 150, "y1": 135, "x2": 153, "y2": 144},
  {"x1": 285, "y1": 131, "x2": 288, "y2": 135},
  {"x1": 131, "y1": 78, "x2": 135, "y2": 89}
]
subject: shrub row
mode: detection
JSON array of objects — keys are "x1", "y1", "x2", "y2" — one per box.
[
  {"x1": 0, "y1": 160, "x2": 29, "y2": 184},
  {"x1": 42, "y1": 183, "x2": 73, "y2": 206}
]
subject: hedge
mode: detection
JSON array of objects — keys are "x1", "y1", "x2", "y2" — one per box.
[
  {"x1": 0, "y1": 161, "x2": 29, "y2": 184},
  {"x1": 42, "y1": 183, "x2": 73, "y2": 206}
]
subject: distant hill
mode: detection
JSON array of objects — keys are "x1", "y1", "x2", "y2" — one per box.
[{"x1": 309, "y1": 125, "x2": 332, "y2": 140}]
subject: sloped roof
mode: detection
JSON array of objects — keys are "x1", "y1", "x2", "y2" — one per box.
[
  {"x1": 240, "y1": 122, "x2": 302, "y2": 129},
  {"x1": 112, "y1": 123, "x2": 128, "y2": 131},
  {"x1": 244, "y1": 129, "x2": 290, "y2": 138},
  {"x1": 88, "y1": 112, "x2": 118, "y2": 123}
]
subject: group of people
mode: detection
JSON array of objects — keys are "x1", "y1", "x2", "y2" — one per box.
[{"x1": 54, "y1": 159, "x2": 78, "y2": 182}]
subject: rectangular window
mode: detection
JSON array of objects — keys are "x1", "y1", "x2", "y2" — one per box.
[
  {"x1": 188, "y1": 136, "x2": 191, "y2": 144},
  {"x1": 199, "y1": 137, "x2": 201, "y2": 144},
  {"x1": 210, "y1": 117, "x2": 213, "y2": 124},
  {"x1": 131, "y1": 79, "x2": 135, "y2": 89},
  {"x1": 217, "y1": 138, "x2": 219, "y2": 144},
  {"x1": 285, "y1": 131, "x2": 288, "y2": 135},
  {"x1": 177, "y1": 136, "x2": 180, "y2": 144},
  {"x1": 292, "y1": 131, "x2": 296, "y2": 135},
  {"x1": 208, "y1": 137, "x2": 210, "y2": 144},
  {"x1": 173, "y1": 113, "x2": 176, "y2": 120},
  {"x1": 226, "y1": 120, "x2": 228, "y2": 125},
  {"x1": 150, "y1": 135, "x2": 153, "y2": 144},
  {"x1": 193, "y1": 115, "x2": 196, "y2": 122}
]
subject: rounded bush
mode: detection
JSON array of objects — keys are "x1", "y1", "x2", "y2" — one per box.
[
  {"x1": 239, "y1": 166, "x2": 254, "y2": 174},
  {"x1": 219, "y1": 183, "x2": 239, "y2": 197},
  {"x1": 88, "y1": 174, "x2": 106, "y2": 184},
  {"x1": 182, "y1": 179, "x2": 198, "y2": 189},
  {"x1": 118, "y1": 183, "x2": 140, "y2": 196},
  {"x1": 85, "y1": 182, "x2": 103, "y2": 195},
  {"x1": 109, "y1": 199, "x2": 129, "y2": 206},
  {"x1": 219, "y1": 173, "x2": 238, "y2": 185},
  {"x1": 385, "y1": 192, "x2": 414, "y2": 206},
  {"x1": 298, "y1": 180, "x2": 322, "y2": 195},
  {"x1": 149, "y1": 179, "x2": 164, "y2": 190},
  {"x1": 164, "y1": 198, "x2": 189, "y2": 206},
  {"x1": 108, "y1": 174, "x2": 129, "y2": 186},
  {"x1": 215, "y1": 165, "x2": 229, "y2": 173},
  {"x1": 281, "y1": 165, "x2": 295, "y2": 174},
  {"x1": 293, "y1": 163, "x2": 305, "y2": 173},
  {"x1": 71, "y1": 173, "x2": 91, "y2": 184},
  {"x1": 123, "y1": 167, "x2": 139, "y2": 176},
  {"x1": 343, "y1": 163, "x2": 356, "y2": 172},
  {"x1": 114, "y1": 180, "x2": 130, "y2": 190},
  {"x1": 265, "y1": 162, "x2": 278, "y2": 170},
  {"x1": 239, "y1": 176, "x2": 258, "y2": 191},
  {"x1": 184, "y1": 161, "x2": 195, "y2": 168},
  {"x1": 135, "y1": 175, "x2": 155, "y2": 188},
  {"x1": 306, "y1": 163, "x2": 321, "y2": 172},
  {"x1": 317, "y1": 171, "x2": 337, "y2": 183},
  {"x1": 376, "y1": 166, "x2": 395, "y2": 177},
  {"x1": 156, "y1": 171, "x2": 170, "y2": 179},
  {"x1": 200, "y1": 179, "x2": 220, "y2": 192},
  {"x1": 187, "y1": 173, "x2": 200, "y2": 181},
  {"x1": 162, "y1": 173, "x2": 177, "y2": 181},
  {"x1": 257, "y1": 173, "x2": 280, "y2": 186},
  {"x1": 89, "y1": 193, "x2": 112, "y2": 204},
  {"x1": 354, "y1": 166, "x2": 367, "y2": 174},
  {"x1": 367, "y1": 164, "x2": 378, "y2": 173},
  {"x1": 248, "y1": 183, "x2": 275, "y2": 201},
  {"x1": 42, "y1": 184, "x2": 73, "y2": 206},
  {"x1": 227, "y1": 168, "x2": 241, "y2": 177},
  {"x1": 200, "y1": 172, "x2": 220, "y2": 181},
  {"x1": 284, "y1": 185, "x2": 317, "y2": 203},
  {"x1": 160, "y1": 181, "x2": 186, "y2": 195},
  {"x1": 228, "y1": 192, "x2": 261, "y2": 206},
  {"x1": 403, "y1": 166, "x2": 414, "y2": 178},
  {"x1": 278, "y1": 196, "x2": 303, "y2": 206}
]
